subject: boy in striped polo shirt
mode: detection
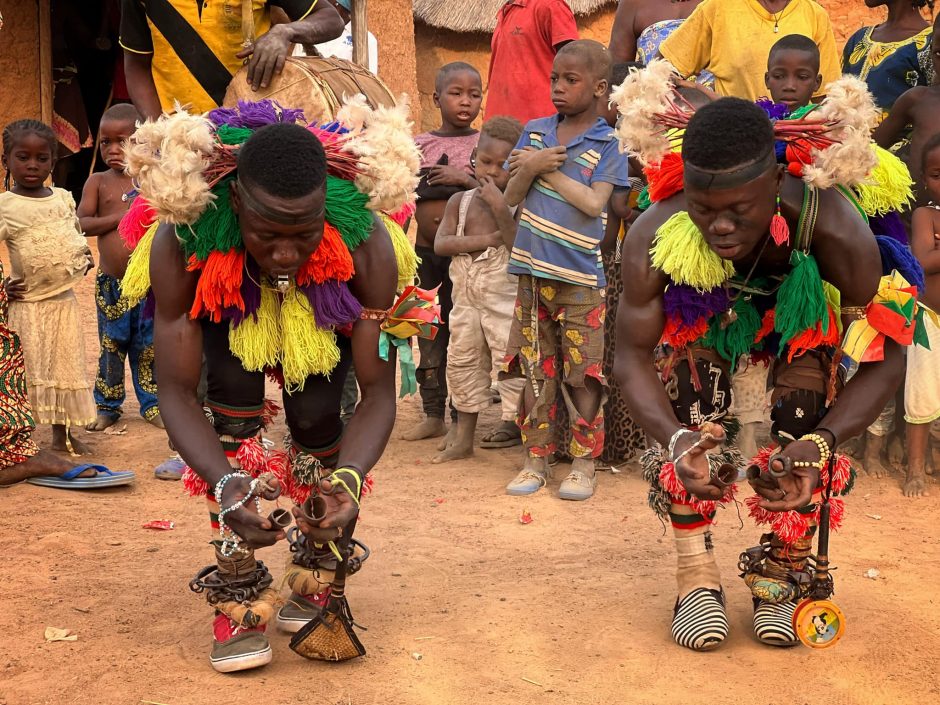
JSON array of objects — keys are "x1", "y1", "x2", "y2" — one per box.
[{"x1": 501, "y1": 40, "x2": 629, "y2": 501}]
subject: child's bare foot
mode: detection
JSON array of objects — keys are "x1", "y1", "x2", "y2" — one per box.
[
  {"x1": 85, "y1": 413, "x2": 119, "y2": 432},
  {"x1": 146, "y1": 412, "x2": 165, "y2": 429},
  {"x1": 887, "y1": 434, "x2": 906, "y2": 471},
  {"x1": 861, "y1": 432, "x2": 889, "y2": 478},
  {"x1": 930, "y1": 445, "x2": 940, "y2": 476},
  {"x1": 51, "y1": 425, "x2": 92, "y2": 455},
  {"x1": 402, "y1": 417, "x2": 446, "y2": 441},
  {"x1": 0, "y1": 449, "x2": 95, "y2": 485},
  {"x1": 903, "y1": 464, "x2": 929, "y2": 497}
]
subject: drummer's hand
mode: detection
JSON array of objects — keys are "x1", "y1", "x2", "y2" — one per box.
[
  {"x1": 672, "y1": 421, "x2": 725, "y2": 501},
  {"x1": 238, "y1": 25, "x2": 292, "y2": 91}
]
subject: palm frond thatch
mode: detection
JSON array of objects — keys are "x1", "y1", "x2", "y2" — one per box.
[{"x1": 414, "y1": 0, "x2": 616, "y2": 34}]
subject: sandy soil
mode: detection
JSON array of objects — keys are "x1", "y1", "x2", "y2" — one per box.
[{"x1": 2, "y1": 243, "x2": 939, "y2": 705}]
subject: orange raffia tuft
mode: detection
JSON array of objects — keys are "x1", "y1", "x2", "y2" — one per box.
[
  {"x1": 644, "y1": 152, "x2": 684, "y2": 203},
  {"x1": 119, "y1": 196, "x2": 158, "y2": 249},
  {"x1": 189, "y1": 249, "x2": 246, "y2": 322},
  {"x1": 824, "y1": 453, "x2": 853, "y2": 494},
  {"x1": 296, "y1": 222, "x2": 354, "y2": 286},
  {"x1": 662, "y1": 315, "x2": 709, "y2": 350},
  {"x1": 785, "y1": 305, "x2": 840, "y2": 362}
]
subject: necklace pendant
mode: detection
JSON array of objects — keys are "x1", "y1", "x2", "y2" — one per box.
[
  {"x1": 774, "y1": 23, "x2": 779, "y2": 33},
  {"x1": 275, "y1": 275, "x2": 291, "y2": 294},
  {"x1": 720, "y1": 308, "x2": 738, "y2": 330}
]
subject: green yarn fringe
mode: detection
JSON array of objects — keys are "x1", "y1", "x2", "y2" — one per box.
[
  {"x1": 774, "y1": 251, "x2": 828, "y2": 349},
  {"x1": 216, "y1": 125, "x2": 253, "y2": 146},
  {"x1": 325, "y1": 176, "x2": 373, "y2": 250},
  {"x1": 702, "y1": 297, "x2": 761, "y2": 368},
  {"x1": 177, "y1": 177, "x2": 242, "y2": 260}
]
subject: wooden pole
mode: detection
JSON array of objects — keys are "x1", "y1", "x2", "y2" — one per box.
[
  {"x1": 38, "y1": 0, "x2": 53, "y2": 127},
  {"x1": 351, "y1": 0, "x2": 369, "y2": 69}
]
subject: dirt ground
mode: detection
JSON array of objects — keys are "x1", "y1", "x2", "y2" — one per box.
[{"x1": 2, "y1": 242, "x2": 939, "y2": 705}]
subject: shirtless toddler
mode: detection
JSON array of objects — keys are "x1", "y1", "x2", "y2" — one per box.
[
  {"x1": 78, "y1": 103, "x2": 162, "y2": 431},
  {"x1": 432, "y1": 116, "x2": 526, "y2": 462}
]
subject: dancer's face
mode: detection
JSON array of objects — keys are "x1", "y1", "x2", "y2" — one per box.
[
  {"x1": 685, "y1": 165, "x2": 782, "y2": 262},
  {"x1": 231, "y1": 179, "x2": 326, "y2": 278}
]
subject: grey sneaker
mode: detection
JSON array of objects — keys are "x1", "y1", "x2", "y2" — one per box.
[
  {"x1": 209, "y1": 614, "x2": 272, "y2": 673},
  {"x1": 558, "y1": 468, "x2": 596, "y2": 500},
  {"x1": 276, "y1": 591, "x2": 328, "y2": 634},
  {"x1": 506, "y1": 468, "x2": 548, "y2": 496}
]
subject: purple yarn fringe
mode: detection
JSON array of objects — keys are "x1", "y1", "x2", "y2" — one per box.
[
  {"x1": 300, "y1": 280, "x2": 362, "y2": 328},
  {"x1": 869, "y1": 211, "x2": 908, "y2": 245},
  {"x1": 224, "y1": 257, "x2": 261, "y2": 327},
  {"x1": 755, "y1": 98, "x2": 789, "y2": 121},
  {"x1": 663, "y1": 284, "x2": 729, "y2": 326},
  {"x1": 208, "y1": 99, "x2": 306, "y2": 128}
]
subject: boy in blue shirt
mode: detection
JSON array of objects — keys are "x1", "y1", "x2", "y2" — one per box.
[{"x1": 501, "y1": 40, "x2": 629, "y2": 500}]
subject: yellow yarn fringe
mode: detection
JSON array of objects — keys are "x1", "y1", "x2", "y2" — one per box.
[
  {"x1": 380, "y1": 212, "x2": 419, "y2": 291},
  {"x1": 280, "y1": 288, "x2": 340, "y2": 390},
  {"x1": 823, "y1": 281, "x2": 843, "y2": 334},
  {"x1": 650, "y1": 211, "x2": 734, "y2": 290},
  {"x1": 119, "y1": 221, "x2": 159, "y2": 307},
  {"x1": 854, "y1": 145, "x2": 913, "y2": 216},
  {"x1": 229, "y1": 285, "x2": 281, "y2": 371}
]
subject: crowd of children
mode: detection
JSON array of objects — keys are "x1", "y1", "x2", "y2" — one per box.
[{"x1": 3, "y1": 20, "x2": 940, "y2": 508}]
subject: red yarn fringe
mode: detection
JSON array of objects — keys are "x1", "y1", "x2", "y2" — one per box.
[
  {"x1": 386, "y1": 203, "x2": 415, "y2": 227},
  {"x1": 189, "y1": 249, "x2": 246, "y2": 322},
  {"x1": 119, "y1": 196, "x2": 158, "y2": 249},
  {"x1": 296, "y1": 223, "x2": 355, "y2": 286},
  {"x1": 785, "y1": 305, "x2": 840, "y2": 362},
  {"x1": 754, "y1": 308, "x2": 776, "y2": 343},
  {"x1": 644, "y1": 152, "x2": 685, "y2": 203},
  {"x1": 261, "y1": 398, "x2": 281, "y2": 428},
  {"x1": 661, "y1": 314, "x2": 709, "y2": 350},
  {"x1": 770, "y1": 213, "x2": 790, "y2": 246},
  {"x1": 182, "y1": 466, "x2": 211, "y2": 497},
  {"x1": 659, "y1": 460, "x2": 735, "y2": 522},
  {"x1": 236, "y1": 437, "x2": 267, "y2": 474}
]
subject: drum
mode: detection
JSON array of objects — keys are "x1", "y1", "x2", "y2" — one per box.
[{"x1": 223, "y1": 56, "x2": 396, "y2": 123}]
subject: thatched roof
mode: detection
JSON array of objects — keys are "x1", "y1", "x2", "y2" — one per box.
[{"x1": 414, "y1": 0, "x2": 616, "y2": 34}]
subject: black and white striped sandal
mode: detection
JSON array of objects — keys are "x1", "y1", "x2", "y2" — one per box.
[
  {"x1": 753, "y1": 600, "x2": 799, "y2": 647},
  {"x1": 671, "y1": 588, "x2": 729, "y2": 651}
]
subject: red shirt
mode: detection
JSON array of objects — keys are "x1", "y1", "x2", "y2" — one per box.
[{"x1": 484, "y1": 0, "x2": 579, "y2": 124}]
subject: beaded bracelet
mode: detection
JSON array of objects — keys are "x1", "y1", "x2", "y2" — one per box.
[
  {"x1": 799, "y1": 433, "x2": 832, "y2": 463},
  {"x1": 215, "y1": 472, "x2": 262, "y2": 557}
]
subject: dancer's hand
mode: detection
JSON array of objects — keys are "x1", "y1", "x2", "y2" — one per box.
[
  {"x1": 292, "y1": 478, "x2": 359, "y2": 543},
  {"x1": 219, "y1": 475, "x2": 285, "y2": 548},
  {"x1": 672, "y1": 422, "x2": 725, "y2": 501},
  {"x1": 753, "y1": 442, "x2": 821, "y2": 512}
]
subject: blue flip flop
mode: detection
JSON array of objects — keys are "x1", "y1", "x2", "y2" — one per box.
[{"x1": 26, "y1": 464, "x2": 136, "y2": 489}]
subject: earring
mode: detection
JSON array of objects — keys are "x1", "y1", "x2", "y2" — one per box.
[{"x1": 770, "y1": 191, "x2": 790, "y2": 246}]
